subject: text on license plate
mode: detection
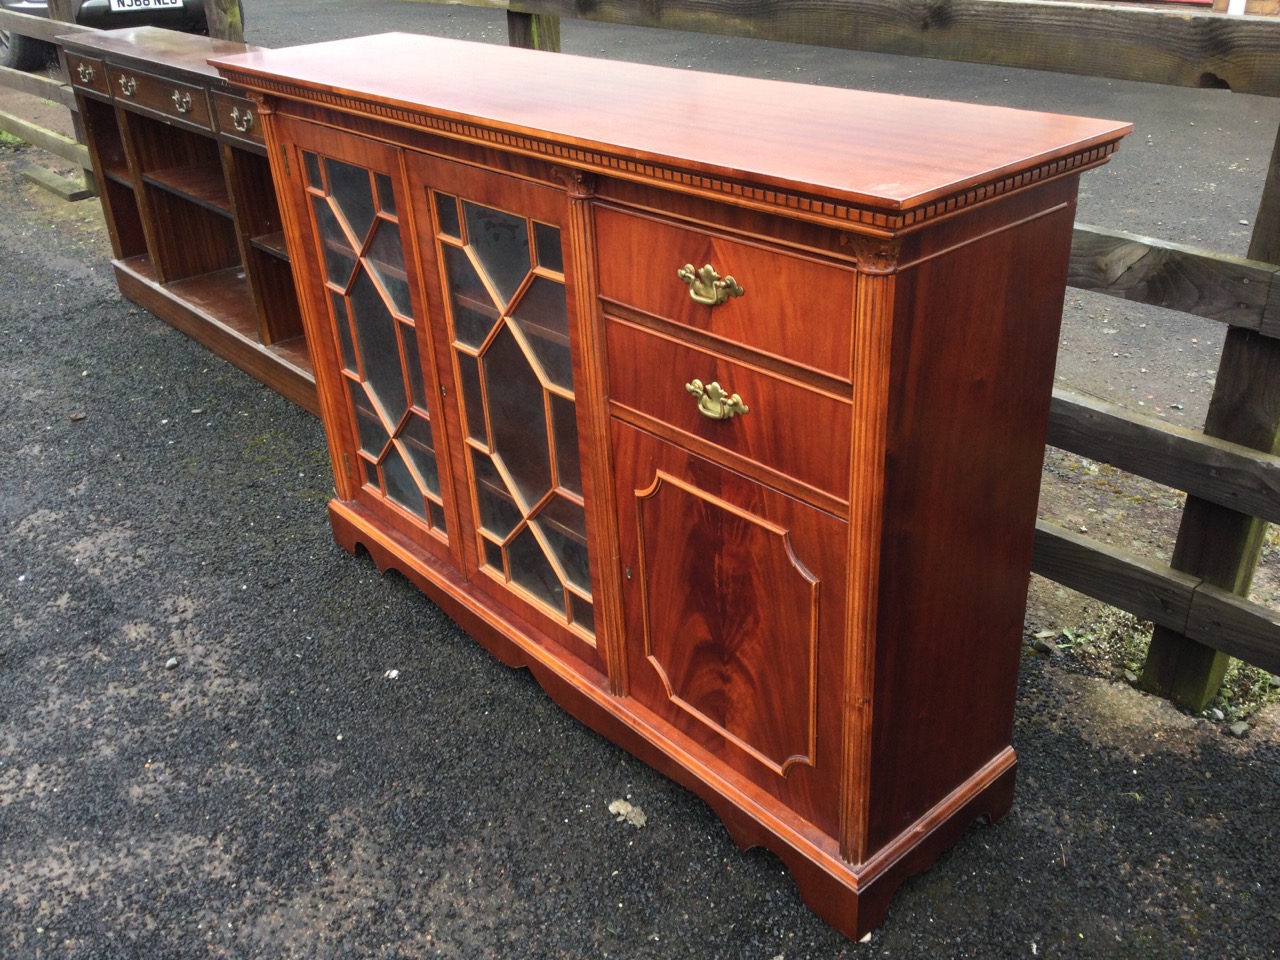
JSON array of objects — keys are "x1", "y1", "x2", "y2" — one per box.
[{"x1": 107, "y1": 0, "x2": 184, "y2": 11}]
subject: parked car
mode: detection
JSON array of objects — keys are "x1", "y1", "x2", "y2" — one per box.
[{"x1": 1, "y1": 0, "x2": 213, "y2": 71}]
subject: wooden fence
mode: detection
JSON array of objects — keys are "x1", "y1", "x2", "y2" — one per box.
[
  {"x1": 0, "y1": 8, "x2": 92, "y2": 194},
  {"x1": 3, "y1": 0, "x2": 1277, "y2": 708},
  {"x1": 0, "y1": 1, "x2": 238, "y2": 193},
  {"x1": 487, "y1": 0, "x2": 1280, "y2": 710}
]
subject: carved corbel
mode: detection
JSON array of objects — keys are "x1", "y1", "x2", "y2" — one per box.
[
  {"x1": 843, "y1": 235, "x2": 903, "y2": 276},
  {"x1": 551, "y1": 167, "x2": 596, "y2": 199}
]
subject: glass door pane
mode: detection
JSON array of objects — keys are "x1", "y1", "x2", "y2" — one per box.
[
  {"x1": 303, "y1": 151, "x2": 449, "y2": 539},
  {"x1": 433, "y1": 190, "x2": 593, "y2": 639}
]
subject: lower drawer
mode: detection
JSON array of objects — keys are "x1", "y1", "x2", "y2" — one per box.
[{"x1": 605, "y1": 318, "x2": 851, "y2": 501}]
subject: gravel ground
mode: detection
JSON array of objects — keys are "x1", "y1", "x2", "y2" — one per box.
[{"x1": 2, "y1": 8, "x2": 1280, "y2": 957}]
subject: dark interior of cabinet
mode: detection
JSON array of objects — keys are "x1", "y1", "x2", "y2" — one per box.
[
  {"x1": 225, "y1": 145, "x2": 304, "y2": 345},
  {"x1": 80, "y1": 98, "x2": 147, "y2": 260},
  {"x1": 121, "y1": 111, "x2": 240, "y2": 284},
  {"x1": 80, "y1": 97, "x2": 129, "y2": 181}
]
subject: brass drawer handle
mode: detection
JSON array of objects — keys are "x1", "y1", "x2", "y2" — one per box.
[
  {"x1": 686, "y1": 379, "x2": 749, "y2": 420},
  {"x1": 172, "y1": 90, "x2": 193, "y2": 113},
  {"x1": 76, "y1": 62, "x2": 94, "y2": 84},
  {"x1": 118, "y1": 74, "x2": 137, "y2": 97},
  {"x1": 229, "y1": 106, "x2": 254, "y2": 133},
  {"x1": 677, "y1": 263, "x2": 744, "y2": 307}
]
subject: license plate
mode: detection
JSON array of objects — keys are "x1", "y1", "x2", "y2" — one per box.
[{"x1": 107, "y1": 0, "x2": 183, "y2": 11}]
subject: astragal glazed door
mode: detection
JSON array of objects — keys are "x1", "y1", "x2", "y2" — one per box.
[{"x1": 278, "y1": 121, "x2": 457, "y2": 564}]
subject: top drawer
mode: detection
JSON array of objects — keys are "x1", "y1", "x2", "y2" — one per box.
[
  {"x1": 66, "y1": 53, "x2": 109, "y2": 99},
  {"x1": 106, "y1": 63, "x2": 212, "y2": 132},
  {"x1": 594, "y1": 206, "x2": 856, "y2": 381},
  {"x1": 212, "y1": 90, "x2": 265, "y2": 150}
]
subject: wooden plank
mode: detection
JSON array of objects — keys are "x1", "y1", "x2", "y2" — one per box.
[
  {"x1": 1142, "y1": 328, "x2": 1280, "y2": 708},
  {"x1": 1069, "y1": 223, "x2": 1279, "y2": 331},
  {"x1": 0, "y1": 9, "x2": 93, "y2": 44},
  {"x1": 507, "y1": 11, "x2": 562, "y2": 50},
  {"x1": 1034, "y1": 521, "x2": 1280, "y2": 675},
  {"x1": 0, "y1": 105, "x2": 90, "y2": 168},
  {"x1": 46, "y1": 0, "x2": 75, "y2": 25},
  {"x1": 1186, "y1": 582, "x2": 1280, "y2": 676},
  {"x1": 1247, "y1": 120, "x2": 1280, "y2": 267},
  {"x1": 1031, "y1": 520, "x2": 1197, "y2": 630},
  {"x1": 20, "y1": 163, "x2": 93, "y2": 201},
  {"x1": 1048, "y1": 387, "x2": 1280, "y2": 524},
  {"x1": 202, "y1": 0, "x2": 244, "y2": 43},
  {"x1": 501, "y1": 0, "x2": 1280, "y2": 96},
  {"x1": 0, "y1": 65, "x2": 75, "y2": 108}
]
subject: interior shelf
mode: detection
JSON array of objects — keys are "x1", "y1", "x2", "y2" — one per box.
[
  {"x1": 102, "y1": 165, "x2": 133, "y2": 186},
  {"x1": 250, "y1": 231, "x2": 290, "y2": 260},
  {"x1": 142, "y1": 162, "x2": 232, "y2": 215}
]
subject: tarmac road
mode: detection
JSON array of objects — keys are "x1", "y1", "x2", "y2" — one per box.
[{"x1": 1, "y1": 3, "x2": 1279, "y2": 958}]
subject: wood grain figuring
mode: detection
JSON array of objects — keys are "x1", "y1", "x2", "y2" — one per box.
[
  {"x1": 839, "y1": 264, "x2": 896, "y2": 864},
  {"x1": 561, "y1": 174, "x2": 632, "y2": 691},
  {"x1": 613, "y1": 420, "x2": 849, "y2": 838},
  {"x1": 211, "y1": 34, "x2": 1130, "y2": 219}
]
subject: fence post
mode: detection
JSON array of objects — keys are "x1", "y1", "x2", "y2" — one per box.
[
  {"x1": 1140, "y1": 127, "x2": 1280, "y2": 710},
  {"x1": 507, "y1": 11, "x2": 561, "y2": 51},
  {"x1": 44, "y1": 0, "x2": 95, "y2": 197},
  {"x1": 203, "y1": 0, "x2": 243, "y2": 43}
]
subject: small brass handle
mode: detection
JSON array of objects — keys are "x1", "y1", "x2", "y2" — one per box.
[
  {"x1": 172, "y1": 90, "x2": 192, "y2": 114},
  {"x1": 230, "y1": 106, "x2": 254, "y2": 133},
  {"x1": 118, "y1": 75, "x2": 137, "y2": 97},
  {"x1": 686, "y1": 379, "x2": 749, "y2": 420},
  {"x1": 677, "y1": 263, "x2": 744, "y2": 307},
  {"x1": 76, "y1": 62, "x2": 94, "y2": 84}
]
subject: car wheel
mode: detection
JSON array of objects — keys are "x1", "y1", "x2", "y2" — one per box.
[{"x1": 0, "y1": 29, "x2": 54, "y2": 72}]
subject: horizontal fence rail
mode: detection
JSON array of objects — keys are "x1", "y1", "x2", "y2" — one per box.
[
  {"x1": 498, "y1": 0, "x2": 1280, "y2": 94},
  {"x1": 1033, "y1": 521, "x2": 1280, "y2": 677},
  {"x1": 0, "y1": 10, "x2": 92, "y2": 170},
  {"x1": 1070, "y1": 223, "x2": 1280, "y2": 335}
]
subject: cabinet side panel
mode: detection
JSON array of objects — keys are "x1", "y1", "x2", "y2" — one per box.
[{"x1": 866, "y1": 192, "x2": 1079, "y2": 853}]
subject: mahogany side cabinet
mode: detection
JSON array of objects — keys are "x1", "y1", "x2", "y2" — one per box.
[
  {"x1": 213, "y1": 34, "x2": 1130, "y2": 938},
  {"x1": 61, "y1": 28, "x2": 316, "y2": 413}
]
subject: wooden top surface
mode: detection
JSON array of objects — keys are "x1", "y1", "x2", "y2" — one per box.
[
  {"x1": 211, "y1": 32, "x2": 1131, "y2": 213},
  {"x1": 61, "y1": 26, "x2": 259, "y2": 81}
]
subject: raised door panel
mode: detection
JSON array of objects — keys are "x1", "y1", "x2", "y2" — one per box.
[
  {"x1": 274, "y1": 118, "x2": 456, "y2": 562},
  {"x1": 405, "y1": 153, "x2": 602, "y2": 672},
  {"x1": 612, "y1": 420, "x2": 848, "y2": 838}
]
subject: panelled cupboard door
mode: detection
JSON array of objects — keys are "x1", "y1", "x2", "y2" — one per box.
[
  {"x1": 405, "y1": 154, "x2": 602, "y2": 671},
  {"x1": 275, "y1": 120, "x2": 457, "y2": 563},
  {"x1": 612, "y1": 421, "x2": 849, "y2": 839}
]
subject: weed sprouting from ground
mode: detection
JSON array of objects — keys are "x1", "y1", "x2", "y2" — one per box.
[{"x1": 1039, "y1": 606, "x2": 1280, "y2": 721}]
